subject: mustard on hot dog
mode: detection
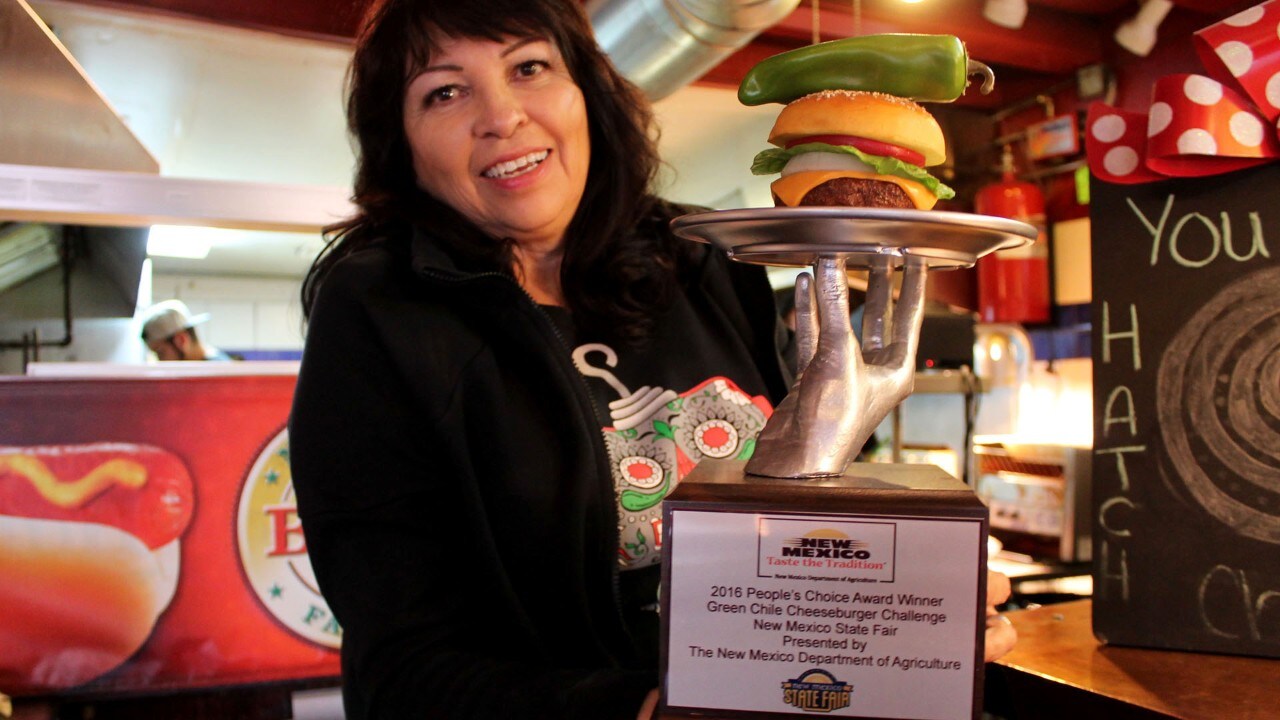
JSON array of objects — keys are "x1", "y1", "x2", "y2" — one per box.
[{"x1": 0, "y1": 443, "x2": 193, "y2": 691}]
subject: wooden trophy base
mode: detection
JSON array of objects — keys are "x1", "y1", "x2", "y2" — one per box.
[{"x1": 659, "y1": 460, "x2": 988, "y2": 719}]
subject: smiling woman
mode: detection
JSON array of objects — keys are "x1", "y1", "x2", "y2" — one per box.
[
  {"x1": 303, "y1": 0, "x2": 677, "y2": 343},
  {"x1": 401, "y1": 34, "x2": 591, "y2": 303},
  {"x1": 287, "y1": 0, "x2": 794, "y2": 719}
]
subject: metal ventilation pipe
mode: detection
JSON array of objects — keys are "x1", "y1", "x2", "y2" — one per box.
[{"x1": 588, "y1": 0, "x2": 803, "y2": 101}]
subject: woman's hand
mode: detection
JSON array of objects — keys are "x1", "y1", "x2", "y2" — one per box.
[
  {"x1": 984, "y1": 570, "x2": 1017, "y2": 662},
  {"x1": 636, "y1": 688, "x2": 659, "y2": 720},
  {"x1": 746, "y1": 256, "x2": 928, "y2": 478}
]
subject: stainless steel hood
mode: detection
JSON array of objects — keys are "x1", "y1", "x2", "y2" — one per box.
[
  {"x1": 0, "y1": 162, "x2": 353, "y2": 232},
  {"x1": 1, "y1": 0, "x2": 157, "y2": 174},
  {"x1": 0, "y1": 0, "x2": 352, "y2": 233}
]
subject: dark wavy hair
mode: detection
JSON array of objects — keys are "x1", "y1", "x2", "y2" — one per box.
[{"x1": 302, "y1": 0, "x2": 693, "y2": 343}]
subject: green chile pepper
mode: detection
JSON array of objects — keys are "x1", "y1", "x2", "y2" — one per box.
[{"x1": 737, "y1": 34, "x2": 995, "y2": 106}]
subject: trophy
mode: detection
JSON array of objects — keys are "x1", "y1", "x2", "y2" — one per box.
[{"x1": 658, "y1": 205, "x2": 1034, "y2": 719}]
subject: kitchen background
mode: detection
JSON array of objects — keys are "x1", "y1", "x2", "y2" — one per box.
[
  {"x1": 0, "y1": 0, "x2": 1251, "y2": 554},
  {"x1": 4, "y1": 1, "x2": 1268, "y2": 716}
]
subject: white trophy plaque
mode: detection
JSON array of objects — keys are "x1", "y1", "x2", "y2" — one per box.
[{"x1": 660, "y1": 461, "x2": 988, "y2": 719}]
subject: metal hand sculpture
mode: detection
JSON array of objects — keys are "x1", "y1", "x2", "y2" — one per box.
[{"x1": 745, "y1": 255, "x2": 928, "y2": 478}]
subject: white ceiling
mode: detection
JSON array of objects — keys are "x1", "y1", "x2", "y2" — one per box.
[{"x1": 29, "y1": 0, "x2": 781, "y2": 278}]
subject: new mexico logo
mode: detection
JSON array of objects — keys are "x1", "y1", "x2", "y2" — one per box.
[
  {"x1": 758, "y1": 518, "x2": 897, "y2": 583},
  {"x1": 781, "y1": 668, "x2": 853, "y2": 713},
  {"x1": 236, "y1": 428, "x2": 341, "y2": 648}
]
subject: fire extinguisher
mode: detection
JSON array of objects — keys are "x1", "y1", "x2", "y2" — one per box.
[{"x1": 975, "y1": 145, "x2": 1051, "y2": 324}]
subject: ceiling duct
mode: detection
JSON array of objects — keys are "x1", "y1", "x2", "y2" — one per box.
[{"x1": 589, "y1": 0, "x2": 803, "y2": 101}]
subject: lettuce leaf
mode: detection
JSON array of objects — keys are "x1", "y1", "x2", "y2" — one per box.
[{"x1": 751, "y1": 142, "x2": 955, "y2": 200}]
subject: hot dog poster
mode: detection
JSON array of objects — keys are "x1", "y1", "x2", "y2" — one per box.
[{"x1": 0, "y1": 375, "x2": 340, "y2": 697}]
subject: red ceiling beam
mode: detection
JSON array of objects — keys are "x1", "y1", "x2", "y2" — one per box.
[
  {"x1": 763, "y1": 0, "x2": 1105, "y2": 75},
  {"x1": 696, "y1": 43, "x2": 1061, "y2": 112},
  {"x1": 696, "y1": 1, "x2": 1097, "y2": 110},
  {"x1": 65, "y1": 0, "x2": 1107, "y2": 78},
  {"x1": 1171, "y1": 0, "x2": 1257, "y2": 15},
  {"x1": 57, "y1": 0, "x2": 367, "y2": 43}
]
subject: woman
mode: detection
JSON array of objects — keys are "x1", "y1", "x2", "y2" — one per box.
[
  {"x1": 290, "y1": 1, "x2": 1013, "y2": 718},
  {"x1": 290, "y1": 1, "x2": 790, "y2": 718}
]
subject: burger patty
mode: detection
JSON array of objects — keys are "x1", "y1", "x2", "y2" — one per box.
[{"x1": 794, "y1": 177, "x2": 915, "y2": 209}]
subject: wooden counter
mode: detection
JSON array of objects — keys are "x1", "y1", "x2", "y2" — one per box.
[{"x1": 992, "y1": 599, "x2": 1280, "y2": 720}]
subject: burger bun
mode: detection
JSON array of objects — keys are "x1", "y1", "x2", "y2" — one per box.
[{"x1": 769, "y1": 90, "x2": 946, "y2": 167}]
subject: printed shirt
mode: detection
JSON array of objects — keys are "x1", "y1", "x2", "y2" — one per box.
[{"x1": 541, "y1": 305, "x2": 776, "y2": 571}]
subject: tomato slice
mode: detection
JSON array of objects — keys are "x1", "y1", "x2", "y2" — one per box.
[{"x1": 785, "y1": 135, "x2": 925, "y2": 167}]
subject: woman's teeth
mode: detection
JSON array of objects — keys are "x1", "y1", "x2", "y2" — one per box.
[{"x1": 483, "y1": 150, "x2": 549, "y2": 179}]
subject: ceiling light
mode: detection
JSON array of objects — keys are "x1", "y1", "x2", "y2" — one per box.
[
  {"x1": 1115, "y1": 0, "x2": 1174, "y2": 57},
  {"x1": 146, "y1": 224, "x2": 219, "y2": 259},
  {"x1": 983, "y1": 0, "x2": 1027, "y2": 29}
]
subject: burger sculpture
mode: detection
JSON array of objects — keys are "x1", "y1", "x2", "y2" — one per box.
[
  {"x1": 739, "y1": 34, "x2": 994, "y2": 211},
  {"x1": 728, "y1": 34, "x2": 999, "y2": 478}
]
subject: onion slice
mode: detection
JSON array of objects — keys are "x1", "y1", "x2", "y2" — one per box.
[
  {"x1": 780, "y1": 151, "x2": 877, "y2": 178},
  {"x1": 785, "y1": 134, "x2": 926, "y2": 167}
]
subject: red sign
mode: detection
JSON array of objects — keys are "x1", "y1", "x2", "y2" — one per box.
[{"x1": 0, "y1": 374, "x2": 340, "y2": 697}]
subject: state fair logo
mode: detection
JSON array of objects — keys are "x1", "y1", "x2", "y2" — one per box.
[
  {"x1": 236, "y1": 428, "x2": 341, "y2": 648},
  {"x1": 780, "y1": 668, "x2": 853, "y2": 713}
]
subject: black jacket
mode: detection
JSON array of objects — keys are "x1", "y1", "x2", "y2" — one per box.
[{"x1": 289, "y1": 222, "x2": 790, "y2": 720}]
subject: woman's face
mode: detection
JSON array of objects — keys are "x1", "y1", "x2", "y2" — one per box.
[{"x1": 403, "y1": 34, "x2": 590, "y2": 249}]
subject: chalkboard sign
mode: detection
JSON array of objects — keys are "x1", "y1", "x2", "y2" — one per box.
[{"x1": 1090, "y1": 163, "x2": 1280, "y2": 658}]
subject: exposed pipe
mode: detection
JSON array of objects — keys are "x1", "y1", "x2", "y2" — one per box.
[{"x1": 588, "y1": 0, "x2": 804, "y2": 101}]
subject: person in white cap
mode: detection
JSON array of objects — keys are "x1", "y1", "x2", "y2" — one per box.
[{"x1": 139, "y1": 300, "x2": 234, "y2": 361}]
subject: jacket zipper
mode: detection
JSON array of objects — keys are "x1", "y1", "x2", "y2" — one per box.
[{"x1": 417, "y1": 267, "x2": 636, "y2": 665}]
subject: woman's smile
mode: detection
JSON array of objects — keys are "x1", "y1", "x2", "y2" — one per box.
[{"x1": 481, "y1": 149, "x2": 551, "y2": 180}]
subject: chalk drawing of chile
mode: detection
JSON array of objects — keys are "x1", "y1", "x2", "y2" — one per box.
[{"x1": 572, "y1": 343, "x2": 773, "y2": 515}]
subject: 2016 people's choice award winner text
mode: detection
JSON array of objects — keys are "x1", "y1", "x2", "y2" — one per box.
[{"x1": 666, "y1": 511, "x2": 981, "y2": 718}]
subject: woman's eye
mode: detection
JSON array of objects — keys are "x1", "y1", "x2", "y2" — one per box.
[
  {"x1": 425, "y1": 85, "x2": 460, "y2": 106},
  {"x1": 515, "y1": 60, "x2": 549, "y2": 78}
]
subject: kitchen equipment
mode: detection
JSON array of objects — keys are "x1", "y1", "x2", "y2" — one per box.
[
  {"x1": 975, "y1": 442, "x2": 1091, "y2": 562},
  {"x1": 972, "y1": 323, "x2": 1033, "y2": 437},
  {"x1": 917, "y1": 304, "x2": 976, "y2": 371}
]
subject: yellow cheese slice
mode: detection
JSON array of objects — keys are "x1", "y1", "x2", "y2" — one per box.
[{"x1": 771, "y1": 171, "x2": 937, "y2": 210}]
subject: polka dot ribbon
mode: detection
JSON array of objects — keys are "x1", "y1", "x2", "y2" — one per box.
[{"x1": 1087, "y1": 1, "x2": 1280, "y2": 183}]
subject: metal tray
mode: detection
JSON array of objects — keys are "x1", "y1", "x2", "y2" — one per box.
[{"x1": 670, "y1": 206, "x2": 1036, "y2": 269}]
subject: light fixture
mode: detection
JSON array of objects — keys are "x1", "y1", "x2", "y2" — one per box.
[
  {"x1": 1115, "y1": 0, "x2": 1174, "y2": 57},
  {"x1": 983, "y1": 0, "x2": 1027, "y2": 29},
  {"x1": 0, "y1": 223, "x2": 59, "y2": 292},
  {"x1": 146, "y1": 225, "x2": 219, "y2": 259}
]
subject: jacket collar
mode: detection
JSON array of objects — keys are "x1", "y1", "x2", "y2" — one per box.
[{"x1": 408, "y1": 224, "x2": 469, "y2": 279}]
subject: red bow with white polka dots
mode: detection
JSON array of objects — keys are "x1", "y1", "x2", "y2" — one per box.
[{"x1": 1088, "y1": 1, "x2": 1280, "y2": 183}]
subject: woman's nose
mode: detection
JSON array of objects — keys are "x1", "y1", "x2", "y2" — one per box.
[{"x1": 474, "y1": 86, "x2": 527, "y2": 138}]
